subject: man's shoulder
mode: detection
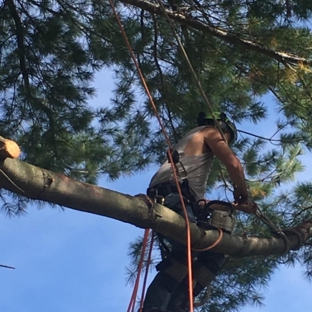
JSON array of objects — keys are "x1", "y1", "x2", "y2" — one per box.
[
  {"x1": 184, "y1": 125, "x2": 215, "y2": 136},
  {"x1": 188, "y1": 125, "x2": 218, "y2": 138}
]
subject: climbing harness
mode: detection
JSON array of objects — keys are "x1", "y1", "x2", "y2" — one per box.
[{"x1": 146, "y1": 148, "x2": 193, "y2": 205}]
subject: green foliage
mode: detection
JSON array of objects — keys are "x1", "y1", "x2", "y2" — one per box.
[
  {"x1": 2, "y1": 0, "x2": 312, "y2": 310},
  {"x1": 205, "y1": 256, "x2": 277, "y2": 312},
  {"x1": 0, "y1": 0, "x2": 152, "y2": 184}
]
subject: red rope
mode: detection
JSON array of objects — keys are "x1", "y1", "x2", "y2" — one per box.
[
  {"x1": 127, "y1": 229, "x2": 150, "y2": 312},
  {"x1": 108, "y1": 2, "x2": 194, "y2": 311},
  {"x1": 138, "y1": 231, "x2": 155, "y2": 312},
  {"x1": 192, "y1": 228, "x2": 223, "y2": 252}
]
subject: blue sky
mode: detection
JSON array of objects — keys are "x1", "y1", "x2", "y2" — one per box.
[
  {"x1": 1, "y1": 171, "x2": 312, "y2": 312},
  {"x1": 1, "y1": 69, "x2": 312, "y2": 312}
]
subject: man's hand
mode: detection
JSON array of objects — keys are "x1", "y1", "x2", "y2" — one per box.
[
  {"x1": 233, "y1": 186, "x2": 248, "y2": 204},
  {"x1": 233, "y1": 201, "x2": 258, "y2": 214}
]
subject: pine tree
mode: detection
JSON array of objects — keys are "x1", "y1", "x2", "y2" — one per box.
[{"x1": 1, "y1": 0, "x2": 312, "y2": 311}]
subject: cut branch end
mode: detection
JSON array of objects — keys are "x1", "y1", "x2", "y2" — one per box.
[{"x1": 0, "y1": 137, "x2": 21, "y2": 159}]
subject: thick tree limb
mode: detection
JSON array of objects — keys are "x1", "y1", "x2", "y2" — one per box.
[
  {"x1": 0, "y1": 155, "x2": 311, "y2": 256},
  {"x1": 120, "y1": 0, "x2": 312, "y2": 66}
]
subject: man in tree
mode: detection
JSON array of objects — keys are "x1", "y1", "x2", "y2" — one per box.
[{"x1": 143, "y1": 112, "x2": 257, "y2": 312}]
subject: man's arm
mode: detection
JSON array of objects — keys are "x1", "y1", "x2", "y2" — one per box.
[{"x1": 203, "y1": 127, "x2": 248, "y2": 204}]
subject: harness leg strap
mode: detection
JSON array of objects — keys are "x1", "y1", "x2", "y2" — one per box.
[
  {"x1": 166, "y1": 264, "x2": 215, "y2": 312},
  {"x1": 193, "y1": 263, "x2": 215, "y2": 295},
  {"x1": 156, "y1": 257, "x2": 188, "y2": 283},
  {"x1": 192, "y1": 252, "x2": 224, "y2": 296},
  {"x1": 143, "y1": 256, "x2": 188, "y2": 311}
]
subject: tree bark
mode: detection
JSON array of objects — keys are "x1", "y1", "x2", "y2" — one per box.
[
  {"x1": 0, "y1": 156, "x2": 311, "y2": 257},
  {"x1": 119, "y1": 0, "x2": 312, "y2": 66}
]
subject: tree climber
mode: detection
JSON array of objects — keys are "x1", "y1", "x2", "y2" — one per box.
[{"x1": 143, "y1": 112, "x2": 257, "y2": 312}]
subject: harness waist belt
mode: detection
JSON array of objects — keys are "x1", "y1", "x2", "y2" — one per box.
[{"x1": 147, "y1": 181, "x2": 194, "y2": 201}]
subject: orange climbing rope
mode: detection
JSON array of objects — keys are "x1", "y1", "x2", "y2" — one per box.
[
  {"x1": 127, "y1": 228, "x2": 150, "y2": 312},
  {"x1": 138, "y1": 231, "x2": 155, "y2": 312},
  {"x1": 108, "y1": 1, "x2": 195, "y2": 310},
  {"x1": 192, "y1": 228, "x2": 223, "y2": 252}
]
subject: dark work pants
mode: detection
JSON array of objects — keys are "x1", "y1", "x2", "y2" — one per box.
[{"x1": 143, "y1": 193, "x2": 224, "y2": 312}]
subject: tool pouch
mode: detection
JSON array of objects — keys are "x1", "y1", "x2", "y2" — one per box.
[{"x1": 209, "y1": 210, "x2": 236, "y2": 234}]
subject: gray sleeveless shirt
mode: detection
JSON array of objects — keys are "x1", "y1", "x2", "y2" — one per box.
[{"x1": 149, "y1": 126, "x2": 214, "y2": 201}]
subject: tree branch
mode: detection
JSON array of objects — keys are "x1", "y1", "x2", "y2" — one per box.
[
  {"x1": 0, "y1": 139, "x2": 311, "y2": 256},
  {"x1": 120, "y1": 0, "x2": 312, "y2": 66},
  {"x1": 6, "y1": 0, "x2": 30, "y2": 90},
  {"x1": 6, "y1": 0, "x2": 55, "y2": 130}
]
